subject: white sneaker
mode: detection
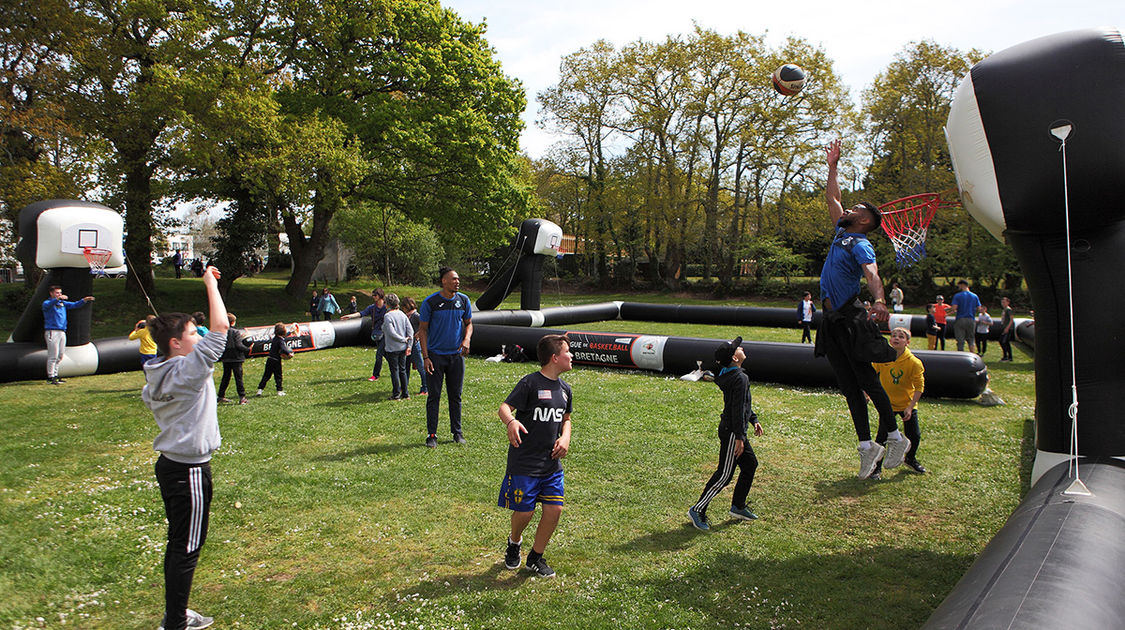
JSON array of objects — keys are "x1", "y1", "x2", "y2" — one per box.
[
  {"x1": 277, "y1": 390, "x2": 286, "y2": 396},
  {"x1": 256, "y1": 389, "x2": 263, "y2": 396},
  {"x1": 884, "y1": 436, "x2": 911, "y2": 469},
  {"x1": 858, "y1": 443, "x2": 886, "y2": 479},
  {"x1": 158, "y1": 608, "x2": 214, "y2": 630}
]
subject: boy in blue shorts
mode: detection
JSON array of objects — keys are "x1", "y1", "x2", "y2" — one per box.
[{"x1": 498, "y1": 334, "x2": 573, "y2": 578}]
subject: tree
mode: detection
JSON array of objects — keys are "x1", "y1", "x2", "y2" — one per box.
[
  {"x1": 65, "y1": 0, "x2": 226, "y2": 293},
  {"x1": 274, "y1": 0, "x2": 529, "y2": 296},
  {"x1": 0, "y1": 0, "x2": 92, "y2": 277},
  {"x1": 332, "y1": 203, "x2": 444, "y2": 285}
]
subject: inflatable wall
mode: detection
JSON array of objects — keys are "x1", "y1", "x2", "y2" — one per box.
[{"x1": 926, "y1": 27, "x2": 1125, "y2": 629}]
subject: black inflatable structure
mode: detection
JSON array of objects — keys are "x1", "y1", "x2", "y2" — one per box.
[
  {"x1": 475, "y1": 218, "x2": 564, "y2": 311},
  {"x1": 926, "y1": 27, "x2": 1125, "y2": 629}
]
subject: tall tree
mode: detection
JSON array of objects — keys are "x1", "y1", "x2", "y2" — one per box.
[
  {"x1": 275, "y1": 0, "x2": 529, "y2": 296},
  {"x1": 66, "y1": 0, "x2": 223, "y2": 293}
]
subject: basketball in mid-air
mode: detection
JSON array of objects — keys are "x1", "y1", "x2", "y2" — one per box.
[{"x1": 771, "y1": 63, "x2": 807, "y2": 96}]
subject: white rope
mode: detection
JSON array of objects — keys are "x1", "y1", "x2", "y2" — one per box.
[{"x1": 1058, "y1": 131, "x2": 1082, "y2": 483}]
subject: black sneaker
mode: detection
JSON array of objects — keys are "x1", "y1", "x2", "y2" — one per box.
[
  {"x1": 425, "y1": 435, "x2": 437, "y2": 448},
  {"x1": 453, "y1": 433, "x2": 467, "y2": 444},
  {"x1": 526, "y1": 555, "x2": 556, "y2": 578},
  {"x1": 905, "y1": 459, "x2": 927, "y2": 474},
  {"x1": 504, "y1": 539, "x2": 521, "y2": 570}
]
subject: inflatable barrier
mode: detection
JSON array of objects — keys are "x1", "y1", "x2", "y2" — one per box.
[{"x1": 470, "y1": 324, "x2": 989, "y2": 399}]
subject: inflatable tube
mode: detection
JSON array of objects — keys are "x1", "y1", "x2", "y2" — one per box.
[
  {"x1": 921, "y1": 460, "x2": 1125, "y2": 629},
  {"x1": 0, "y1": 317, "x2": 372, "y2": 384},
  {"x1": 470, "y1": 324, "x2": 988, "y2": 399},
  {"x1": 473, "y1": 302, "x2": 622, "y2": 328}
]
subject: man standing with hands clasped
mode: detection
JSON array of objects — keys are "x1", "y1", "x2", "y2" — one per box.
[
  {"x1": 41, "y1": 286, "x2": 94, "y2": 384},
  {"x1": 815, "y1": 139, "x2": 910, "y2": 479},
  {"x1": 418, "y1": 267, "x2": 473, "y2": 448}
]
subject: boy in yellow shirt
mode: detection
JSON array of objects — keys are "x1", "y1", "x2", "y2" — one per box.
[
  {"x1": 130, "y1": 315, "x2": 158, "y2": 364},
  {"x1": 871, "y1": 327, "x2": 926, "y2": 477}
]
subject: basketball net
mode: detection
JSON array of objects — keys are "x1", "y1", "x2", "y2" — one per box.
[
  {"x1": 878, "y1": 193, "x2": 949, "y2": 268},
  {"x1": 83, "y1": 247, "x2": 113, "y2": 277}
]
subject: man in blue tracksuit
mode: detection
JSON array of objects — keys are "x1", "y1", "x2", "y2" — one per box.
[
  {"x1": 418, "y1": 267, "x2": 473, "y2": 448},
  {"x1": 41, "y1": 285, "x2": 94, "y2": 384}
]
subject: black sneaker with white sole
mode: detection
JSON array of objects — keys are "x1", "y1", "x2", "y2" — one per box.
[
  {"x1": 526, "y1": 555, "x2": 556, "y2": 578},
  {"x1": 504, "y1": 539, "x2": 521, "y2": 569}
]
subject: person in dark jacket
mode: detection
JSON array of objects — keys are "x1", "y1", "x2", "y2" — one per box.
[
  {"x1": 217, "y1": 313, "x2": 254, "y2": 404},
  {"x1": 688, "y1": 336, "x2": 764, "y2": 531}
]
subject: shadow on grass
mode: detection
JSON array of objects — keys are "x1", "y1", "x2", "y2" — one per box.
[
  {"x1": 813, "y1": 476, "x2": 881, "y2": 500},
  {"x1": 319, "y1": 392, "x2": 400, "y2": 407},
  {"x1": 387, "y1": 561, "x2": 534, "y2": 603},
  {"x1": 630, "y1": 546, "x2": 972, "y2": 628},
  {"x1": 315, "y1": 441, "x2": 423, "y2": 461},
  {"x1": 613, "y1": 520, "x2": 739, "y2": 553}
]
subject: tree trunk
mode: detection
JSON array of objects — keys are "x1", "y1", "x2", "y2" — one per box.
[
  {"x1": 283, "y1": 199, "x2": 334, "y2": 297},
  {"x1": 122, "y1": 157, "x2": 156, "y2": 295}
]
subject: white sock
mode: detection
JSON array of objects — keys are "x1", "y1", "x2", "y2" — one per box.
[
  {"x1": 888, "y1": 430, "x2": 903, "y2": 441},
  {"x1": 509, "y1": 536, "x2": 521, "y2": 545}
]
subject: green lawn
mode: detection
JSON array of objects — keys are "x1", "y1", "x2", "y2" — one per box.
[{"x1": 0, "y1": 275, "x2": 1034, "y2": 629}]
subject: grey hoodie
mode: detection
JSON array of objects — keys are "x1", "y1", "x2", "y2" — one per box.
[{"x1": 143, "y1": 329, "x2": 227, "y2": 464}]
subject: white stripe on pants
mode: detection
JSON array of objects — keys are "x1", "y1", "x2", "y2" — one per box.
[
  {"x1": 694, "y1": 435, "x2": 738, "y2": 512},
  {"x1": 45, "y1": 329, "x2": 66, "y2": 378},
  {"x1": 187, "y1": 466, "x2": 204, "y2": 553}
]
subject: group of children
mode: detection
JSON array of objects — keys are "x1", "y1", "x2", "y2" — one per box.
[{"x1": 139, "y1": 270, "x2": 929, "y2": 628}]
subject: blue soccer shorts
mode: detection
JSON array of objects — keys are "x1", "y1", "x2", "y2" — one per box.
[{"x1": 498, "y1": 470, "x2": 564, "y2": 512}]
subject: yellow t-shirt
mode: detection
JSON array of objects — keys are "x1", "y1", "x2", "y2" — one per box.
[
  {"x1": 872, "y1": 347, "x2": 925, "y2": 412},
  {"x1": 129, "y1": 327, "x2": 157, "y2": 355}
]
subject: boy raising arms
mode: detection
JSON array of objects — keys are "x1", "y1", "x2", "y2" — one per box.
[
  {"x1": 498, "y1": 334, "x2": 573, "y2": 578},
  {"x1": 688, "y1": 336, "x2": 763, "y2": 531},
  {"x1": 142, "y1": 266, "x2": 229, "y2": 630}
]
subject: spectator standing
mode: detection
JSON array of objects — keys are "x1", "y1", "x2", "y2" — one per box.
[
  {"x1": 402, "y1": 296, "x2": 428, "y2": 396},
  {"x1": 933, "y1": 295, "x2": 950, "y2": 350},
  {"x1": 998, "y1": 297, "x2": 1015, "y2": 361},
  {"x1": 889, "y1": 282, "x2": 904, "y2": 313},
  {"x1": 419, "y1": 267, "x2": 473, "y2": 448},
  {"x1": 925, "y1": 304, "x2": 941, "y2": 350},
  {"x1": 382, "y1": 293, "x2": 413, "y2": 400},
  {"x1": 309, "y1": 290, "x2": 321, "y2": 322},
  {"x1": 173, "y1": 250, "x2": 183, "y2": 279},
  {"x1": 41, "y1": 286, "x2": 95, "y2": 384},
  {"x1": 318, "y1": 288, "x2": 340, "y2": 320},
  {"x1": 975, "y1": 306, "x2": 993, "y2": 356},
  {"x1": 797, "y1": 292, "x2": 816, "y2": 344},
  {"x1": 345, "y1": 295, "x2": 360, "y2": 315},
  {"x1": 950, "y1": 280, "x2": 982, "y2": 353},
  {"x1": 192, "y1": 312, "x2": 209, "y2": 336}
]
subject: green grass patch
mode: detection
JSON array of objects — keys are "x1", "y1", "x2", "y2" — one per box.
[{"x1": 0, "y1": 276, "x2": 1034, "y2": 629}]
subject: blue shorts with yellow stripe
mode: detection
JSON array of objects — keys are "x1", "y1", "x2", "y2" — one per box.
[{"x1": 498, "y1": 470, "x2": 564, "y2": 512}]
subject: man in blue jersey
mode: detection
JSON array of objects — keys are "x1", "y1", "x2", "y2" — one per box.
[
  {"x1": 41, "y1": 286, "x2": 95, "y2": 384},
  {"x1": 498, "y1": 334, "x2": 573, "y2": 577},
  {"x1": 418, "y1": 267, "x2": 473, "y2": 448},
  {"x1": 950, "y1": 279, "x2": 982, "y2": 353},
  {"x1": 816, "y1": 139, "x2": 910, "y2": 479}
]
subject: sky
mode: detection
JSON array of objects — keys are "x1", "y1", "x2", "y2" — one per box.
[{"x1": 440, "y1": 0, "x2": 1122, "y2": 159}]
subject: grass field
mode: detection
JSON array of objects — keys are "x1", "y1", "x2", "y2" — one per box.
[{"x1": 0, "y1": 275, "x2": 1035, "y2": 629}]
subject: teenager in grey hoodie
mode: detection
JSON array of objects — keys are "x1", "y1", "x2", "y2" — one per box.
[{"x1": 142, "y1": 266, "x2": 228, "y2": 630}]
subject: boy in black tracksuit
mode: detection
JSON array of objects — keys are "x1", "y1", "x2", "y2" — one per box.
[
  {"x1": 217, "y1": 313, "x2": 253, "y2": 404},
  {"x1": 256, "y1": 323, "x2": 294, "y2": 396},
  {"x1": 688, "y1": 336, "x2": 764, "y2": 531}
]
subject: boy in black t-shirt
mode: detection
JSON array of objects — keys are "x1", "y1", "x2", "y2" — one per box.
[
  {"x1": 256, "y1": 323, "x2": 294, "y2": 396},
  {"x1": 497, "y1": 334, "x2": 573, "y2": 578}
]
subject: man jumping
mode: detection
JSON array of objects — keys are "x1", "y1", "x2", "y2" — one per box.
[{"x1": 816, "y1": 139, "x2": 910, "y2": 479}]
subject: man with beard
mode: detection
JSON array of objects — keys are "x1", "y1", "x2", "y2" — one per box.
[{"x1": 815, "y1": 139, "x2": 910, "y2": 479}]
